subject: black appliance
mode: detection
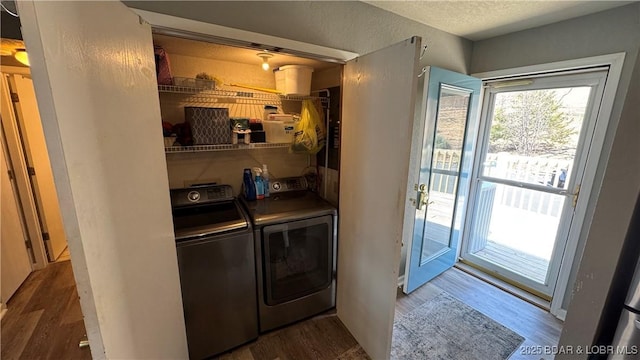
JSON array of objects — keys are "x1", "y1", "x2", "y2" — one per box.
[
  {"x1": 171, "y1": 184, "x2": 258, "y2": 359},
  {"x1": 241, "y1": 176, "x2": 337, "y2": 332}
]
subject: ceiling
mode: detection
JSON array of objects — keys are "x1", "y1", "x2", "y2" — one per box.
[
  {"x1": 153, "y1": 34, "x2": 337, "y2": 71},
  {"x1": 364, "y1": 1, "x2": 633, "y2": 41}
]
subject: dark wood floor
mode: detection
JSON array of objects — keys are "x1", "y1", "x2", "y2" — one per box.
[
  {"x1": 397, "y1": 267, "x2": 564, "y2": 360},
  {"x1": 1, "y1": 260, "x2": 91, "y2": 360},
  {"x1": 217, "y1": 312, "x2": 368, "y2": 360},
  {"x1": 2, "y1": 261, "x2": 561, "y2": 360}
]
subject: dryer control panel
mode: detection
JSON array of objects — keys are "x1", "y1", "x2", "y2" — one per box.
[{"x1": 269, "y1": 177, "x2": 308, "y2": 194}]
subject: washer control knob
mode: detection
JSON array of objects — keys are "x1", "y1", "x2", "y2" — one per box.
[
  {"x1": 187, "y1": 191, "x2": 201, "y2": 202},
  {"x1": 272, "y1": 182, "x2": 281, "y2": 191}
]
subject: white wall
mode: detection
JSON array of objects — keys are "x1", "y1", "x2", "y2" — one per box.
[{"x1": 470, "y1": 3, "x2": 640, "y2": 351}]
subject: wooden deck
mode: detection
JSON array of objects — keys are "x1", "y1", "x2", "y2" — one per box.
[{"x1": 474, "y1": 241, "x2": 549, "y2": 284}]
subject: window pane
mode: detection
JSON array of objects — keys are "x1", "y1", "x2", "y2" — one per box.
[
  {"x1": 420, "y1": 86, "x2": 470, "y2": 263},
  {"x1": 466, "y1": 181, "x2": 565, "y2": 284},
  {"x1": 482, "y1": 87, "x2": 592, "y2": 189}
]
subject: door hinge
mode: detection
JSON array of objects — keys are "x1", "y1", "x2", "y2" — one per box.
[
  {"x1": 25, "y1": 239, "x2": 33, "y2": 250},
  {"x1": 27, "y1": 166, "x2": 36, "y2": 176},
  {"x1": 42, "y1": 232, "x2": 50, "y2": 241},
  {"x1": 7, "y1": 169, "x2": 14, "y2": 181},
  {"x1": 10, "y1": 92, "x2": 19, "y2": 102},
  {"x1": 572, "y1": 184, "x2": 581, "y2": 208}
]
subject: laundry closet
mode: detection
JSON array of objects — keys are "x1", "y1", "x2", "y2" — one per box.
[
  {"x1": 153, "y1": 31, "x2": 345, "y2": 358},
  {"x1": 153, "y1": 32, "x2": 342, "y2": 204}
]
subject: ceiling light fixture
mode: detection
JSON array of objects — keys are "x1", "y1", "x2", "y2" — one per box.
[
  {"x1": 257, "y1": 52, "x2": 273, "y2": 71},
  {"x1": 14, "y1": 48, "x2": 30, "y2": 66}
]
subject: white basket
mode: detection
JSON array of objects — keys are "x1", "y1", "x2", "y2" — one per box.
[
  {"x1": 274, "y1": 65, "x2": 314, "y2": 96},
  {"x1": 263, "y1": 120, "x2": 296, "y2": 143}
]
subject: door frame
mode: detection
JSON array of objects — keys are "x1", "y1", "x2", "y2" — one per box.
[
  {"x1": 471, "y1": 52, "x2": 626, "y2": 319},
  {"x1": 461, "y1": 69, "x2": 608, "y2": 299},
  {"x1": 0, "y1": 65, "x2": 48, "y2": 269}
]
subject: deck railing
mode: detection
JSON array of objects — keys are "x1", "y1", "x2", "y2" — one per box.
[{"x1": 429, "y1": 150, "x2": 570, "y2": 217}]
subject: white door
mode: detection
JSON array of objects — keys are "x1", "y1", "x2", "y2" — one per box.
[
  {"x1": 1, "y1": 128, "x2": 32, "y2": 303},
  {"x1": 338, "y1": 37, "x2": 421, "y2": 360},
  {"x1": 2, "y1": 72, "x2": 68, "y2": 261},
  {"x1": 17, "y1": 1, "x2": 188, "y2": 358},
  {"x1": 0, "y1": 72, "x2": 47, "y2": 269}
]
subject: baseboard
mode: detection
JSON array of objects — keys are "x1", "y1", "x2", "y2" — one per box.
[
  {"x1": 554, "y1": 309, "x2": 567, "y2": 321},
  {"x1": 397, "y1": 275, "x2": 405, "y2": 288}
]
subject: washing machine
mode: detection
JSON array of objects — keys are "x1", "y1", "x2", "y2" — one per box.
[{"x1": 171, "y1": 184, "x2": 258, "y2": 359}]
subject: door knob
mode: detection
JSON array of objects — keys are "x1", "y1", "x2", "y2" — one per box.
[{"x1": 417, "y1": 184, "x2": 429, "y2": 210}]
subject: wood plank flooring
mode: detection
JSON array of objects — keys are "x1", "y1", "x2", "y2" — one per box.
[
  {"x1": 217, "y1": 312, "x2": 369, "y2": 360},
  {"x1": 398, "y1": 267, "x2": 564, "y2": 360},
  {"x1": 2, "y1": 260, "x2": 561, "y2": 360},
  {"x1": 1, "y1": 261, "x2": 91, "y2": 360}
]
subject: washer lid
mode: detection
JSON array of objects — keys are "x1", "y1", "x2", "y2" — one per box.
[{"x1": 172, "y1": 200, "x2": 248, "y2": 240}]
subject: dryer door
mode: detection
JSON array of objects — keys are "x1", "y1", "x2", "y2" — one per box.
[{"x1": 262, "y1": 215, "x2": 333, "y2": 305}]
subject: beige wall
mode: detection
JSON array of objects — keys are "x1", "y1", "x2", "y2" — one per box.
[
  {"x1": 165, "y1": 149, "x2": 310, "y2": 194},
  {"x1": 160, "y1": 48, "x2": 323, "y2": 192},
  {"x1": 160, "y1": 53, "x2": 278, "y2": 122},
  {"x1": 471, "y1": 2, "x2": 640, "y2": 351}
]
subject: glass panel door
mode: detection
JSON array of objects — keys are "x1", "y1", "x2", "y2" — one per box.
[
  {"x1": 403, "y1": 67, "x2": 481, "y2": 294},
  {"x1": 420, "y1": 86, "x2": 471, "y2": 262},
  {"x1": 462, "y1": 70, "x2": 608, "y2": 297}
]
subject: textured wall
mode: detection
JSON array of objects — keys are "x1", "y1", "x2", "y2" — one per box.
[
  {"x1": 471, "y1": 3, "x2": 640, "y2": 351},
  {"x1": 125, "y1": 1, "x2": 472, "y2": 74}
]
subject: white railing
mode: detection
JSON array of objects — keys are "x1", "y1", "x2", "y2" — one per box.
[
  {"x1": 484, "y1": 152, "x2": 572, "y2": 189},
  {"x1": 430, "y1": 150, "x2": 461, "y2": 194},
  {"x1": 429, "y1": 150, "x2": 571, "y2": 216}
]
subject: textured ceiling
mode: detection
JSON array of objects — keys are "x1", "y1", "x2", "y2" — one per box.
[{"x1": 364, "y1": 1, "x2": 633, "y2": 40}]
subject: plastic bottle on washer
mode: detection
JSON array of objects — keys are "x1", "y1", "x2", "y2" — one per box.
[
  {"x1": 254, "y1": 167, "x2": 265, "y2": 200},
  {"x1": 262, "y1": 164, "x2": 270, "y2": 198},
  {"x1": 243, "y1": 168, "x2": 256, "y2": 201}
]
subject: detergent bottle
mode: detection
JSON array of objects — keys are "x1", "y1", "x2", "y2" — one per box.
[
  {"x1": 254, "y1": 167, "x2": 265, "y2": 200},
  {"x1": 243, "y1": 168, "x2": 256, "y2": 200}
]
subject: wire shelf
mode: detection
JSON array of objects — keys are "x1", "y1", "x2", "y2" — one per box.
[
  {"x1": 165, "y1": 143, "x2": 291, "y2": 153},
  {"x1": 158, "y1": 85, "x2": 328, "y2": 105}
]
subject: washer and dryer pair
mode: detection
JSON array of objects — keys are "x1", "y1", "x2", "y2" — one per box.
[{"x1": 170, "y1": 177, "x2": 337, "y2": 359}]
